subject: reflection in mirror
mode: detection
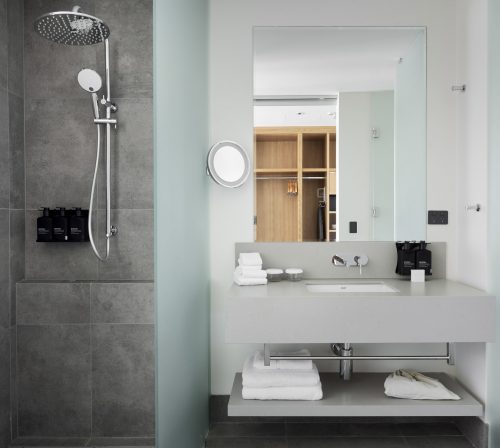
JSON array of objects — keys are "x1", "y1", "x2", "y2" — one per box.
[
  {"x1": 207, "y1": 141, "x2": 250, "y2": 188},
  {"x1": 253, "y1": 27, "x2": 426, "y2": 242}
]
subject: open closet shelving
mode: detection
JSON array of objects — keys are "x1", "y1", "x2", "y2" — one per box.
[{"x1": 254, "y1": 126, "x2": 337, "y2": 242}]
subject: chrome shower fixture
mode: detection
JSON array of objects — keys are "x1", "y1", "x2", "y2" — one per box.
[
  {"x1": 34, "y1": 6, "x2": 110, "y2": 45},
  {"x1": 34, "y1": 6, "x2": 117, "y2": 262}
]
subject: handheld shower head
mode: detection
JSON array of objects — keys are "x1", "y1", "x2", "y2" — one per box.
[
  {"x1": 78, "y1": 68, "x2": 102, "y2": 93},
  {"x1": 78, "y1": 68, "x2": 102, "y2": 119}
]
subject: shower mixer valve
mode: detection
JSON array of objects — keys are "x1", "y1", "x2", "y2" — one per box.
[{"x1": 100, "y1": 96, "x2": 118, "y2": 112}]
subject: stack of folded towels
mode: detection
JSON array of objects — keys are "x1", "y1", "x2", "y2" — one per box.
[
  {"x1": 242, "y1": 350, "x2": 323, "y2": 400},
  {"x1": 233, "y1": 252, "x2": 267, "y2": 286}
]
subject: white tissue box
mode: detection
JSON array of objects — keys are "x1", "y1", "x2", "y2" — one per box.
[{"x1": 411, "y1": 269, "x2": 425, "y2": 283}]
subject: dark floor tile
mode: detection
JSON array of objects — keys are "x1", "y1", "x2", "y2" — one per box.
[
  {"x1": 286, "y1": 422, "x2": 401, "y2": 438},
  {"x1": 397, "y1": 422, "x2": 461, "y2": 437},
  {"x1": 206, "y1": 438, "x2": 287, "y2": 448},
  {"x1": 404, "y1": 435, "x2": 473, "y2": 448},
  {"x1": 208, "y1": 422, "x2": 286, "y2": 439},
  {"x1": 10, "y1": 437, "x2": 89, "y2": 446},
  {"x1": 287, "y1": 437, "x2": 408, "y2": 448},
  {"x1": 87, "y1": 436, "x2": 155, "y2": 447}
]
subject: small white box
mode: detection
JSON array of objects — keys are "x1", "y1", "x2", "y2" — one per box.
[{"x1": 411, "y1": 269, "x2": 425, "y2": 283}]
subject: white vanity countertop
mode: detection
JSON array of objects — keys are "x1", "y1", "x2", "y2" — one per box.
[{"x1": 226, "y1": 278, "x2": 495, "y2": 343}]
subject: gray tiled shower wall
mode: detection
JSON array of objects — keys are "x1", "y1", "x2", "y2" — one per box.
[
  {"x1": 1, "y1": 0, "x2": 26, "y2": 445},
  {"x1": 15, "y1": 281, "x2": 155, "y2": 438},
  {"x1": 24, "y1": 0, "x2": 153, "y2": 281},
  {"x1": 3, "y1": 0, "x2": 154, "y2": 443}
]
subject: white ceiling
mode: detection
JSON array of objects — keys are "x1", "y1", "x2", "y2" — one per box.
[{"x1": 254, "y1": 27, "x2": 424, "y2": 96}]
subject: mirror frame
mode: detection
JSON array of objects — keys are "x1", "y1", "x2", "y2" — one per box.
[{"x1": 207, "y1": 141, "x2": 251, "y2": 188}]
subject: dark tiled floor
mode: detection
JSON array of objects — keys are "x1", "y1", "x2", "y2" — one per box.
[
  {"x1": 207, "y1": 395, "x2": 480, "y2": 448},
  {"x1": 9, "y1": 437, "x2": 155, "y2": 447},
  {"x1": 206, "y1": 421, "x2": 474, "y2": 448}
]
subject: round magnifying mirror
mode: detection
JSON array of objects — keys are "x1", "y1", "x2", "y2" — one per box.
[{"x1": 207, "y1": 141, "x2": 250, "y2": 188}]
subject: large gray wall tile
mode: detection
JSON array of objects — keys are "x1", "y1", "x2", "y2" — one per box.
[
  {"x1": 24, "y1": 0, "x2": 96, "y2": 99},
  {"x1": 10, "y1": 326, "x2": 17, "y2": 441},
  {"x1": 0, "y1": 87, "x2": 9, "y2": 209},
  {"x1": 92, "y1": 324, "x2": 154, "y2": 436},
  {"x1": 101, "y1": 98, "x2": 153, "y2": 209},
  {"x1": 17, "y1": 324, "x2": 91, "y2": 436},
  {"x1": 91, "y1": 282, "x2": 154, "y2": 323},
  {"x1": 25, "y1": 210, "x2": 98, "y2": 280},
  {"x1": 25, "y1": 99, "x2": 96, "y2": 209},
  {"x1": 0, "y1": 0, "x2": 7, "y2": 90},
  {"x1": 7, "y1": 0, "x2": 24, "y2": 97},
  {"x1": 10, "y1": 210, "x2": 25, "y2": 326},
  {"x1": 9, "y1": 93, "x2": 25, "y2": 209},
  {"x1": 97, "y1": 210, "x2": 153, "y2": 281},
  {"x1": 95, "y1": 0, "x2": 153, "y2": 98},
  {"x1": 0, "y1": 210, "x2": 10, "y2": 330},
  {"x1": 0, "y1": 327, "x2": 10, "y2": 447},
  {"x1": 17, "y1": 282, "x2": 90, "y2": 324}
]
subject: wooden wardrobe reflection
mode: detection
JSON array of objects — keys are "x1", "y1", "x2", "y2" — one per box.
[{"x1": 254, "y1": 126, "x2": 337, "y2": 242}]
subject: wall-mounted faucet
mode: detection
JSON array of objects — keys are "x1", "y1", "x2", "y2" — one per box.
[{"x1": 332, "y1": 253, "x2": 369, "y2": 274}]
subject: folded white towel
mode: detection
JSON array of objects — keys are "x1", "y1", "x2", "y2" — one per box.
[
  {"x1": 253, "y1": 349, "x2": 313, "y2": 371},
  {"x1": 233, "y1": 273, "x2": 267, "y2": 286},
  {"x1": 384, "y1": 370, "x2": 461, "y2": 400},
  {"x1": 235, "y1": 266, "x2": 267, "y2": 279},
  {"x1": 238, "y1": 252, "x2": 263, "y2": 266},
  {"x1": 242, "y1": 384, "x2": 323, "y2": 401},
  {"x1": 242, "y1": 354, "x2": 320, "y2": 388},
  {"x1": 237, "y1": 264, "x2": 262, "y2": 272}
]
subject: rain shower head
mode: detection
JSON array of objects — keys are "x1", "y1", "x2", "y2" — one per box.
[{"x1": 34, "y1": 6, "x2": 110, "y2": 45}]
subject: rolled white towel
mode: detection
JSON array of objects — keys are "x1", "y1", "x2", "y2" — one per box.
[
  {"x1": 238, "y1": 252, "x2": 263, "y2": 266},
  {"x1": 242, "y1": 383, "x2": 323, "y2": 401},
  {"x1": 235, "y1": 266, "x2": 267, "y2": 279},
  {"x1": 253, "y1": 349, "x2": 313, "y2": 371},
  {"x1": 242, "y1": 354, "x2": 320, "y2": 388},
  {"x1": 384, "y1": 370, "x2": 461, "y2": 400},
  {"x1": 233, "y1": 273, "x2": 267, "y2": 286}
]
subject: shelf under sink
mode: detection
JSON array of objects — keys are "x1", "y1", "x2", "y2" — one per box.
[{"x1": 228, "y1": 372, "x2": 483, "y2": 417}]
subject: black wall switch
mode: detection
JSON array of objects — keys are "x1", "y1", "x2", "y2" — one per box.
[
  {"x1": 428, "y1": 210, "x2": 448, "y2": 225},
  {"x1": 349, "y1": 221, "x2": 357, "y2": 233}
]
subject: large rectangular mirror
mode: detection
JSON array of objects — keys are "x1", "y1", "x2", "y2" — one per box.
[{"x1": 253, "y1": 27, "x2": 426, "y2": 242}]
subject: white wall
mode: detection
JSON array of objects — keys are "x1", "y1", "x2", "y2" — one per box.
[
  {"x1": 337, "y1": 92, "x2": 372, "y2": 240},
  {"x1": 453, "y1": 0, "x2": 489, "y2": 407},
  {"x1": 209, "y1": 0, "x2": 460, "y2": 395},
  {"x1": 371, "y1": 91, "x2": 395, "y2": 240},
  {"x1": 394, "y1": 31, "x2": 427, "y2": 241}
]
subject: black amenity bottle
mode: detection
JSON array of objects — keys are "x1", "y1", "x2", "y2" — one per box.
[
  {"x1": 69, "y1": 208, "x2": 87, "y2": 242},
  {"x1": 37, "y1": 207, "x2": 53, "y2": 242},
  {"x1": 52, "y1": 207, "x2": 68, "y2": 241},
  {"x1": 416, "y1": 240, "x2": 432, "y2": 275}
]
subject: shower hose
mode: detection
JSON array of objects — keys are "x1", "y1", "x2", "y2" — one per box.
[{"x1": 88, "y1": 123, "x2": 110, "y2": 261}]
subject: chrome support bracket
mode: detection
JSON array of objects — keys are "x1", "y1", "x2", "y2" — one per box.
[
  {"x1": 264, "y1": 344, "x2": 271, "y2": 367},
  {"x1": 447, "y1": 342, "x2": 456, "y2": 366}
]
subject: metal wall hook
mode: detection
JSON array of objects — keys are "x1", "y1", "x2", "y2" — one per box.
[
  {"x1": 466, "y1": 203, "x2": 481, "y2": 212},
  {"x1": 452, "y1": 84, "x2": 466, "y2": 92}
]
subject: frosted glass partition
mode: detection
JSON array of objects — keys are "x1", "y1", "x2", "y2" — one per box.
[
  {"x1": 394, "y1": 30, "x2": 427, "y2": 241},
  {"x1": 487, "y1": 0, "x2": 500, "y2": 443},
  {"x1": 154, "y1": 0, "x2": 210, "y2": 447}
]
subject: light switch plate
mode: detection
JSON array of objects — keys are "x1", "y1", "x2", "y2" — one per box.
[{"x1": 428, "y1": 210, "x2": 448, "y2": 225}]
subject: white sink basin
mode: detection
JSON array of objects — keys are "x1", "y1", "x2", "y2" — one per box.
[{"x1": 306, "y1": 282, "x2": 399, "y2": 293}]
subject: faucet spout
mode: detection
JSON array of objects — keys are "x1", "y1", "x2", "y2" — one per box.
[{"x1": 332, "y1": 255, "x2": 345, "y2": 266}]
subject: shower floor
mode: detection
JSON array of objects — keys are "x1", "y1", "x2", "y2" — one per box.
[{"x1": 9, "y1": 437, "x2": 155, "y2": 448}]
